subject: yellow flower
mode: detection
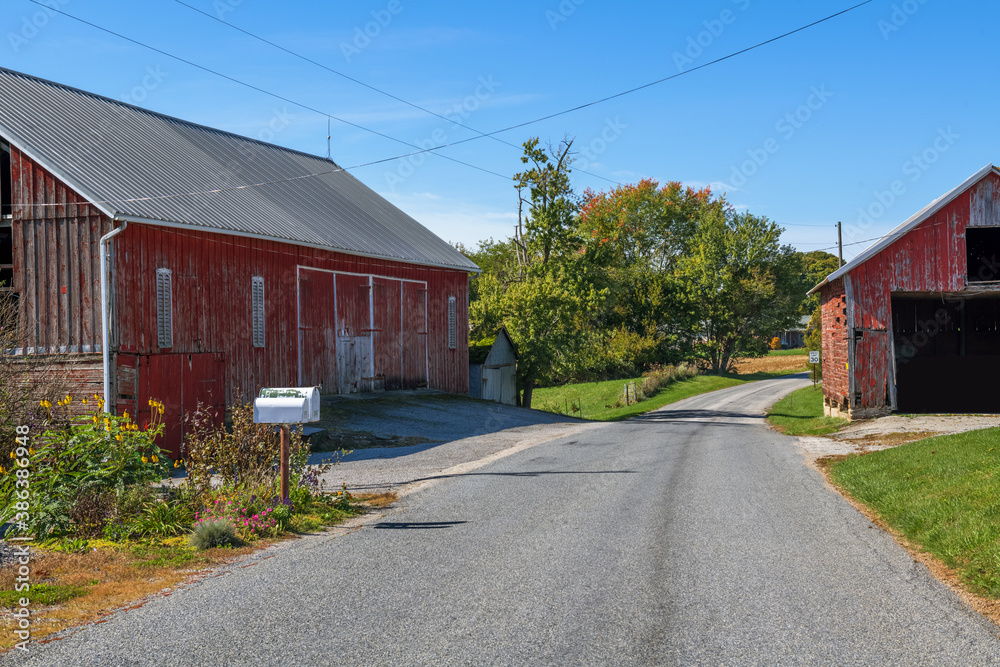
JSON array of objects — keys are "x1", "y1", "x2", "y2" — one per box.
[
  {"x1": 82, "y1": 397, "x2": 88, "y2": 405},
  {"x1": 64, "y1": 395, "x2": 72, "y2": 404},
  {"x1": 151, "y1": 455, "x2": 158, "y2": 463},
  {"x1": 8, "y1": 452, "x2": 14, "y2": 459},
  {"x1": 123, "y1": 411, "x2": 129, "y2": 421},
  {"x1": 28, "y1": 449, "x2": 33, "y2": 455},
  {"x1": 173, "y1": 460, "x2": 180, "y2": 468},
  {"x1": 116, "y1": 434, "x2": 123, "y2": 442},
  {"x1": 141, "y1": 456, "x2": 148, "y2": 463}
]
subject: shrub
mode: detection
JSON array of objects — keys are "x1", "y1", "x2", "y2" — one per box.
[
  {"x1": 68, "y1": 490, "x2": 115, "y2": 538},
  {"x1": 770, "y1": 337, "x2": 782, "y2": 350},
  {"x1": 136, "y1": 499, "x2": 192, "y2": 538},
  {"x1": 195, "y1": 496, "x2": 278, "y2": 541},
  {"x1": 182, "y1": 398, "x2": 309, "y2": 493},
  {"x1": 189, "y1": 519, "x2": 240, "y2": 550},
  {"x1": 0, "y1": 396, "x2": 168, "y2": 538}
]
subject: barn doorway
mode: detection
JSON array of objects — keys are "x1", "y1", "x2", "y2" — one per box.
[
  {"x1": 892, "y1": 295, "x2": 1000, "y2": 413},
  {"x1": 297, "y1": 268, "x2": 427, "y2": 394}
]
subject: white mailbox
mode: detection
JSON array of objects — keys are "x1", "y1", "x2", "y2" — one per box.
[{"x1": 254, "y1": 387, "x2": 321, "y2": 424}]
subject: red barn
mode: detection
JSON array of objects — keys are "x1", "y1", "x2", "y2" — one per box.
[
  {"x1": 0, "y1": 68, "x2": 478, "y2": 456},
  {"x1": 810, "y1": 164, "x2": 1000, "y2": 419}
]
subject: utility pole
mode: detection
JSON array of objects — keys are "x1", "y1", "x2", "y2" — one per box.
[{"x1": 837, "y1": 221, "x2": 843, "y2": 268}]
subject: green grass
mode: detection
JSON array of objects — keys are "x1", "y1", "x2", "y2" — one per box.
[
  {"x1": 768, "y1": 348, "x2": 810, "y2": 356},
  {"x1": 533, "y1": 371, "x2": 799, "y2": 422},
  {"x1": 0, "y1": 583, "x2": 85, "y2": 609},
  {"x1": 766, "y1": 384, "x2": 847, "y2": 436},
  {"x1": 828, "y1": 428, "x2": 1000, "y2": 597}
]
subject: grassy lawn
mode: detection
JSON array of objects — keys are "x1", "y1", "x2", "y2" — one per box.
[
  {"x1": 766, "y1": 384, "x2": 847, "y2": 436},
  {"x1": 827, "y1": 428, "x2": 1000, "y2": 597},
  {"x1": 533, "y1": 369, "x2": 803, "y2": 422}
]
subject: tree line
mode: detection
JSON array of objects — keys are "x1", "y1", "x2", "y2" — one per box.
[{"x1": 457, "y1": 138, "x2": 837, "y2": 408}]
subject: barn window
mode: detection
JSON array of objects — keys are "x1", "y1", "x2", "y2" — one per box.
[
  {"x1": 447, "y1": 296, "x2": 457, "y2": 349},
  {"x1": 251, "y1": 276, "x2": 265, "y2": 348},
  {"x1": 155, "y1": 268, "x2": 173, "y2": 349},
  {"x1": 967, "y1": 227, "x2": 1000, "y2": 283}
]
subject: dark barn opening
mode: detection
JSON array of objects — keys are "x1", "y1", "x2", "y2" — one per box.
[
  {"x1": 893, "y1": 295, "x2": 1000, "y2": 413},
  {"x1": 967, "y1": 227, "x2": 1000, "y2": 283}
]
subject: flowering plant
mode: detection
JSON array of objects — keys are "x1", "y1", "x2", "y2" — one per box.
[
  {"x1": 194, "y1": 497, "x2": 278, "y2": 541},
  {"x1": 0, "y1": 395, "x2": 169, "y2": 537}
]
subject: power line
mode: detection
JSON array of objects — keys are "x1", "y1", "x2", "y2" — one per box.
[
  {"x1": 25, "y1": 0, "x2": 511, "y2": 182},
  {"x1": 29, "y1": 0, "x2": 873, "y2": 181},
  {"x1": 170, "y1": 0, "x2": 620, "y2": 186},
  {"x1": 21, "y1": 0, "x2": 874, "y2": 205}
]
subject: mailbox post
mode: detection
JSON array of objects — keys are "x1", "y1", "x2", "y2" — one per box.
[{"x1": 253, "y1": 387, "x2": 321, "y2": 503}]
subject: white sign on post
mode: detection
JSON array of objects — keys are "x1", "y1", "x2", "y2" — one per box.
[{"x1": 809, "y1": 351, "x2": 820, "y2": 364}]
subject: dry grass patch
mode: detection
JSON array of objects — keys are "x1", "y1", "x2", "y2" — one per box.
[
  {"x1": 353, "y1": 492, "x2": 398, "y2": 509},
  {"x1": 0, "y1": 541, "x2": 259, "y2": 651},
  {"x1": 732, "y1": 354, "x2": 809, "y2": 375}
]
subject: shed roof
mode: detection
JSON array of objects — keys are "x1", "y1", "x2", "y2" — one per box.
[
  {"x1": 808, "y1": 163, "x2": 1000, "y2": 295},
  {"x1": 0, "y1": 67, "x2": 478, "y2": 273}
]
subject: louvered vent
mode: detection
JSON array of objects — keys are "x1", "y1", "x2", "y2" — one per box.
[
  {"x1": 252, "y1": 276, "x2": 265, "y2": 348},
  {"x1": 447, "y1": 296, "x2": 457, "y2": 349},
  {"x1": 155, "y1": 268, "x2": 173, "y2": 349}
]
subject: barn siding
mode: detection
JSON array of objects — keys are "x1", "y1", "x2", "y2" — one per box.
[
  {"x1": 821, "y1": 170, "x2": 1000, "y2": 418},
  {"x1": 8, "y1": 148, "x2": 471, "y2": 456},
  {"x1": 114, "y1": 223, "x2": 470, "y2": 408},
  {"x1": 9, "y1": 147, "x2": 109, "y2": 353}
]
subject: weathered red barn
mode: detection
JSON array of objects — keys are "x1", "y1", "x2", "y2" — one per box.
[
  {"x1": 810, "y1": 164, "x2": 1000, "y2": 419},
  {"x1": 0, "y1": 68, "x2": 478, "y2": 455}
]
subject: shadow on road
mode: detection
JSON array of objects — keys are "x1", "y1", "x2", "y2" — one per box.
[{"x1": 373, "y1": 521, "x2": 469, "y2": 530}]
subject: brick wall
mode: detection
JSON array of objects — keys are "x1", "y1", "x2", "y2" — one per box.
[{"x1": 820, "y1": 279, "x2": 849, "y2": 416}]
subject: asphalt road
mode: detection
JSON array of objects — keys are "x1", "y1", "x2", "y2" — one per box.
[{"x1": 8, "y1": 374, "x2": 1000, "y2": 665}]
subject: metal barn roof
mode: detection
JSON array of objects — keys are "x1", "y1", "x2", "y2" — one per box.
[
  {"x1": 809, "y1": 163, "x2": 1000, "y2": 295},
  {"x1": 0, "y1": 67, "x2": 479, "y2": 272}
]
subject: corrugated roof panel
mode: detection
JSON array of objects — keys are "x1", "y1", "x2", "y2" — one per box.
[{"x1": 0, "y1": 67, "x2": 479, "y2": 272}]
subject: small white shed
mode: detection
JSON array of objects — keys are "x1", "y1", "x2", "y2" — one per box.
[{"x1": 468, "y1": 327, "x2": 518, "y2": 406}]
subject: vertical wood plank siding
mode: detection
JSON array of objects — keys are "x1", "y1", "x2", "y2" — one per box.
[
  {"x1": 819, "y1": 170, "x2": 1000, "y2": 416},
  {"x1": 114, "y1": 220, "x2": 470, "y2": 405},
  {"x1": 10, "y1": 148, "x2": 471, "y2": 454},
  {"x1": 10, "y1": 147, "x2": 109, "y2": 353}
]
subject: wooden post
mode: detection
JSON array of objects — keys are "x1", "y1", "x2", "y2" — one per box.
[{"x1": 280, "y1": 425, "x2": 290, "y2": 503}]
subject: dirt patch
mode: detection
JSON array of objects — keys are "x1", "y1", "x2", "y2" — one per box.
[
  {"x1": 793, "y1": 414, "x2": 1000, "y2": 466},
  {"x1": 732, "y1": 355, "x2": 809, "y2": 374}
]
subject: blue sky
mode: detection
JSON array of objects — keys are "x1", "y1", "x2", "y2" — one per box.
[{"x1": 1, "y1": 0, "x2": 992, "y2": 261}]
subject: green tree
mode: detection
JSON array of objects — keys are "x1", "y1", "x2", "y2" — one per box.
[
  {"x1": 577, "y1": 180, "x2": 724, "y2": 374},
  {"x1": 468, "y1": 137, "x2": 598, "y2": 407},
  {"x1": 676, "y1": 209, "x2": 802, "y2": 374},
  {"x1": 795, "y1": 250, "x2": 840, "y2": 316}
]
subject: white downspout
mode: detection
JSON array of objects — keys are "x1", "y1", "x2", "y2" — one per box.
[{"x1": 100, "y1": 218, "x2": 127, "y2": 414}]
